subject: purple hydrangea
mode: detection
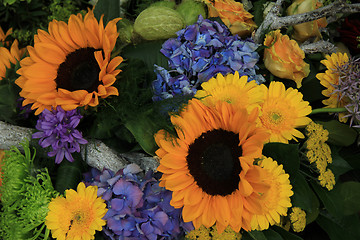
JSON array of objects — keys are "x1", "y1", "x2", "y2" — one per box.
[
  {"x1": 32, "y1": 106, "x2": 88, "y2": 164},
  {"x1": 152, "y1": 15, "x2": 265, "y2": 101},
  {"x1": 84, "y1": 164, "x2": 194, "y2": 239}
]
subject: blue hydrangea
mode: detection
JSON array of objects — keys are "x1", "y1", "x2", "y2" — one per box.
[
  {"x1": 83, "y1": 164, "x2": 193, "y2": 239},
  {"x1": 153, "y1": 15, "x2": 265, "y2": 101}
]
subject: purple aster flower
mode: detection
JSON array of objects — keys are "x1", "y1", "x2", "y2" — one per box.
[
  {"x1": 32, "y1": 106, "x2": 87, "y2": 164},
  {"x1": 153, "y1": 15, "x2": 264, "y2": 102}
]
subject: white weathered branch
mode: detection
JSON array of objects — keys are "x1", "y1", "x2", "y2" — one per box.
[
  {"x1": 254, "y1": 0, "x2": 360, "y2": 44},
  {"x1": 300, "y1": 40, "x2": 337, "y2": 54},
  {"x1": 0, "y1": 120, "x2": 159, "y2": 173}
]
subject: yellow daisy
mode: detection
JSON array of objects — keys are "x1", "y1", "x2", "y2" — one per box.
[
  {"x1": 45, "y1": 182, "x2": 107, "y2": 240},
  {"x1": 316, "y1": 52, "x2": 350, "y2": 122},
  {"x1": 155, "y1": 99, "x2": 271, "y2": 233},
  {"x1": 15, "y1": 9, "x2": 123, "y2": 115},
  {"x1": 259, "y1": 81, "x2": 312, "y2": 143},
  {"x1": 250, "y1": 156, "x2": 293, "y2": 231},
  {"x1": 195, "y1": 71, "x2": 266, "y2": 113}
]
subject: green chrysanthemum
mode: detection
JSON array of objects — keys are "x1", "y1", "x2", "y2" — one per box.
[{"x1": 0, "y1": 141, "x2": 59, "y2": 240}]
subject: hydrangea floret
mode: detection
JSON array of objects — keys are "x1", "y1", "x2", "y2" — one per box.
[
  {"x1": 83, "y1": 164, "x2": 194, "y2": 239},
  {"x1": 152, "y1": 15, "x2": 264, "y2": 101}
]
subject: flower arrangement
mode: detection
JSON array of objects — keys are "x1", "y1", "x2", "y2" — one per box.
[{"x1": 0, "y1": 0, "x2": 360, "y2": 240}]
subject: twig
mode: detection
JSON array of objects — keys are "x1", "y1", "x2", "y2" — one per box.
[
  {"x1": 254, "y1": 0, "x2": 360, "y2": 44},
  {"x1": 300, "y1": 40, "x2": 337, "y2": 54}
]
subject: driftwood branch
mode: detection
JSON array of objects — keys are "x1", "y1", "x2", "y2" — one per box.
[
  {"x1": 0, "y1": 120, "x2": 158, "y2": 173},
  {"x1": 254, "y1": 0, "x2": 360, "y2": 45},
  {"x1": 300, "y1": 40, "x2": 337, "y2": 54}
]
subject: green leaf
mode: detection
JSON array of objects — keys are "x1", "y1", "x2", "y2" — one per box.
[
  {"x1": 291, "y1": 173, "x2": 319, "y2": 223},
  {"x1": 124, "y1": 111, "x2": 160, "y2": 156},
  {"x1": 243, "y1": 230, "x2": 267, "y2": 240},
  {"x1": 316, "y1": 120, "x2": 357, "y2": 146},
  {"x1": 262, "y1": 143, "x2": 300, "y2": 181},
  {"x1": 316, "y1": 213, "x2": 359, "y2": 240},
  {"x1": 300, "y1": 63, "x2": 324, "y2": 103},
  {"x1": 329, "y1": 146, "x2": 353, "y2": 178},
  {"x1": 94, "y1": 0, "x2": 122, "y2": 24},
  {"x1": 263, "y1": 229, "x2": 284, "y2": 240},
  {"x1": 55, "y1": 155, "x2": 87, "y2": 193},
  {"x1": 338, "y1": 181, "x2": 360, "y2": 215},
  {"x1": 272, "y1": 226, "x2": 304, "y2": 240},
  {"x1": 122, "y1": 40, "x2": 169, "y2": 72},
  {"x1": 310, "y1": 180, "x2": 344, "y2": 218}
]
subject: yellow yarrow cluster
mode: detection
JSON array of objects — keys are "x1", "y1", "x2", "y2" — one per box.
[
  {"x1": 289, "y1": 207, "x2": 306, "y2": 232},
  {"x1": 318, "y1": 169, "x2": 336, "y2": 191},
  {"x1": 304, "y1": 122, "x2": 335, "y2": 190},
  {"x1": 186, "y1": 225, "x2": 242, "y2": 240}
]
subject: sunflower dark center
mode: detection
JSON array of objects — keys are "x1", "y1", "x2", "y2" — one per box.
[
  {"x1": 186, "y1": 129, "x2": 242, "y2": 196},
  {"x1": 56, "y1": 47, "x2": 101, "y2": 92}
]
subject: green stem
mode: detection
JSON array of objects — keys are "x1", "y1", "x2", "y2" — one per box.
[{"x1": 310, "y1": 107, "x2": 347, "y2": 115}]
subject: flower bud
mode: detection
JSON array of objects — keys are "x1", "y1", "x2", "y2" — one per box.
[
  {"x1": 204, "y1": 0, "x2": 257, "y2": 37},
  {"x1": 134, "y1": 6, "x2": 185, "y2": 40},
  {"x1": 176, "y1": 0, "x2": 207, "y2": 26},
  {"x1": 264, "y1": 30, "x2": 310, "y2": 88},
  {"x1": 287, "y1": 0, "x2": 327, "y2": 43}
]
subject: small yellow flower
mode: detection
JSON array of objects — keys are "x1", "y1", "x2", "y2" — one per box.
[
  {"x1": 45, "y1": 182, "x2": 107, "y2": 240},
  {"x1": 211, "y1": 225, "x2": 242, "y2": 240},
  {"x1": 186, "y1": 225, "x2": 211, "y2": 240},
  {"x1": 318, "y1": 169, "x2": 336, "y2": 191},
  {"x1": 289, "y1": 207, "x2": 306, "y2": 232}
]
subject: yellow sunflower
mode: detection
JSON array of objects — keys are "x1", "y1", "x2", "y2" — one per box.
[
  {"x1": 15, "y1": 9, "x2": 123, "y2": 115},
  {"x1": 250, "y1": 156, "x2": 293, "y2": 231},
  {"x1": 259, "y1": 81, "x2": 312, "y2": 143},
  {"x1": 155, "y1": 99, "x2": 271, "y2": 233},
  {"x1": 195, "y1": 72, "x2": 266, "y2": 113},
  {"x1": 0, "y1": 39, "x2": 25, "y2": 80},
  {"x1": 45, "y1": 182, "x2": 107, "y2": 240},
  {"x1": 316, "y1": 52, "x2": 350, "y2": 122}
]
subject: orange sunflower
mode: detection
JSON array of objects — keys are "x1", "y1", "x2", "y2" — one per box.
[
  {"x1": 0, "y1": 27, "x2": 12, "y2": 45},
  {"x1": 316, "y1": 52, "x2": 350, "y2": 122},
  {"x1": 0, "y1": 39, "x2": 25, "y2": 80},
  {"x1": 155, "y1": 99, "x2": 272, "y2": 233},
  {"x1": 15, "y1": 10, "x2": 123, "y2": 115},
  {"x1": 259, "y1": 81, "x2": 312, "y2": 143}
]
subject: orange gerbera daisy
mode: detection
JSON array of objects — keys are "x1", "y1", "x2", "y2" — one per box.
[
  {"x1": 15, "y1": 10, "x2": 123, "y2": 115},
  {"x1": 316, "y1": 52, "x2": 350, "y2": 122},
  {"x1": 259, "y1": 81, "x2": 312, "y2": 143},
  {"x1": 155, "y1": 99, "x2": 271, "y2": 233}
]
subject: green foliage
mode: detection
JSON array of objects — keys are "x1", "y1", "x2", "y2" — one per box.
[
  {"x1": 262, "y1": 143, "x2": 300, "y2": 181},
  {"x1": 0, "y1": 141, "x2": 58, "y2": 240},
  {"x1": 316, "y1": 213, "x2": 360, "y2": 240},
  {"x1": 94, "y1": 0, "x2": 123, "y2": 24},
  {"x1": 48, "y1": 0, "x2": 82, "y2": 22},
  {"x1": 291, "y1": 173, "x2": 320, "y2": 224},
  {"x1": 54, "y1": 153, "x2": 88, "y2": 194},
  {"x1": 316, "y1": 120, "x2": 358, "y2": 146}
]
